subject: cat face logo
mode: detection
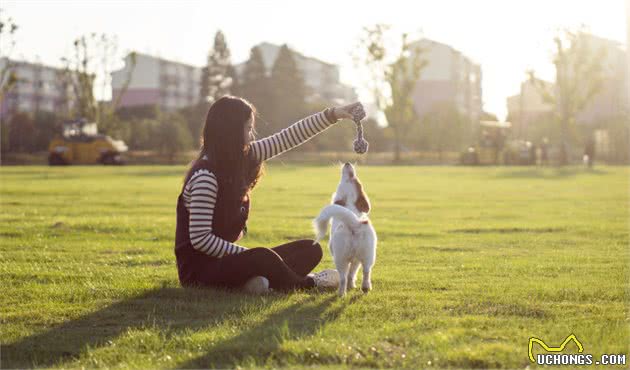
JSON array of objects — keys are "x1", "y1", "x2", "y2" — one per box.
[{"x1": 528, "y1": 334, "x2": 584, "y2": 362}]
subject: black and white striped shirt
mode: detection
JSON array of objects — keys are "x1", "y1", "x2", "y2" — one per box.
[{"x1": 183, "y1": 110, "x2": 337, "y2": 257}]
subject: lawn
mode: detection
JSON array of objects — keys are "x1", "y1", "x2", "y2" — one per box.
[{"x1": 0, "y1": 165, "x2": 628, "y2": 369}]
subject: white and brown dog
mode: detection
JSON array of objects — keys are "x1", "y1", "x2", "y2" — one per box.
[{"x1": 313, "y1": 163, "x2": 377, "y2": 297}]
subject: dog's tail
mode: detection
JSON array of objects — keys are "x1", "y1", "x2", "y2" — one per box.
[{"x1": 313, "y1": 204, "x2": 363, "y2": 243}]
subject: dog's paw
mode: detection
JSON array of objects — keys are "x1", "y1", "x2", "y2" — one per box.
[{"x1": 361, "y1": 284, "x2": 371, "y2": 293}]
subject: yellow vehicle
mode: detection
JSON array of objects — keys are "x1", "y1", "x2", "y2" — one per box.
[{"x1": 48, "y1": 119, "x2": 128, "y2": 165}]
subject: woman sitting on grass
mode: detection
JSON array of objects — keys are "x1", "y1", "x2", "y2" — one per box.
[{"x1": 175, "y1": 96, "x2": 364, "y2": 294}]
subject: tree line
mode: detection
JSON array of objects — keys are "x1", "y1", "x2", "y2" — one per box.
[
  {"x1": 1, "y1": 14, "x2": 627, "y2": 164},
  {"x1": 0, "y1": 25, "x2": 472, "y2": 160}
]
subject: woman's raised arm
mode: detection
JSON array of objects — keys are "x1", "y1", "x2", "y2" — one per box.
[{"x1": 249, "y1": 102, "x2": 364, "y2": 162}]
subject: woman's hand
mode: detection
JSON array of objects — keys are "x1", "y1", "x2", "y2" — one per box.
[{"x1": 332, "y1": 102, "x2": 365, "y2": 121}]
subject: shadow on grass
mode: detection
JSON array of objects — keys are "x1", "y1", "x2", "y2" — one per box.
[
  {"x1": 180, "y1": 294, "x2": 358, "y2": 368},
  {"x1": 1, "y1": 286, "x2": 344, "y2": 368},
  {"x1": 493, "y1": 167, "x2": 607, "y2": 179}
]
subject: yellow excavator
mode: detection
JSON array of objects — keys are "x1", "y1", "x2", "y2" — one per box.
[{"x1": 48, "y1": 119, "x2": 128, "y2": 165}]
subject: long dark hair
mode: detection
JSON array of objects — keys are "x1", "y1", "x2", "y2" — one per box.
[{"x1": 186, "y1": 96, "x2": 264, "y2": 201}]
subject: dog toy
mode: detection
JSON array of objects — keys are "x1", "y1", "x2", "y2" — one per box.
[{"x1": 350, "y1": 105, "x2": 369, "y2": 154}]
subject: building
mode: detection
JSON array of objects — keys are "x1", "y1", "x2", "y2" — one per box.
[
  {"x1": 111, "y1": 52, "x2": 202, "y2": 111},
  {"x1": 507, "y1": 33, "x2": 628, "y2": 163},
  {"x1": 507, "y1": 34, "x2": 628, "y2": 134},
  {"x1": 409, "y1": 39, "x2": 482, "y2": 123},
  {"x1": 234, "y1": 42, "x2": 356, "y2": 104},
  {"x1": 506, "y1": 79, "x2": 554, "y2": 138},
  {"x1": 574, "y1": 34, "x2": 628, "y2": 125},
  {"x1": 0, "y1": 57, "x2": 73, "y2": 121}
]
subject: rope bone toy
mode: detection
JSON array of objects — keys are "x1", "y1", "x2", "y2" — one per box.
[{"x1": 350, "y1": 105, "x2": 369, "y2": 154}]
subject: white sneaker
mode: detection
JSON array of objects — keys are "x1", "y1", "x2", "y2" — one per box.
[
  {"x1": 310, "y1": 269, "x2": 340, "y2": 289},
  {"x1": 243, "y1": 276, "x2": 270, "y2": 294}
]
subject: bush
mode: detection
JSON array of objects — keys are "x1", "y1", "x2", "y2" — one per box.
[{"x1": 154, "y1": 112, "x2": 193, "y2": 163}]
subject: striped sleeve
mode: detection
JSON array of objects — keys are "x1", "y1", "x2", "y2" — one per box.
[
  {"x1": 186, "y1": 169, "x2": 247, "y2": 257},
  {"x1": 249, "y1": 110, "x2": 337, "y2": 162}
]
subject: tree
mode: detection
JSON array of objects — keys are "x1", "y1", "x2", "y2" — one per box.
[
  {"x1": 528, "y1": 28, "x2": 605, "y2": 165},
  {"x1": 155, "y1": 112, "x2": 192, "y2": 163},
  {"x1": 0, "y1": 9, "x2": 18, "y2": 105},
  {"x1": 61, "y1": 33, "x2": 136, "y2": 136},
  {"x1": 226, "y1": 64, "x2": 240, "y2": 96},
  {"x1": 1, "y1": 10, "x2": 19, "y2": 152},
  {"x1": 0, "y1": 118, "x2": 8, "y2": 154},
  {"x1": 420, "y1": 102, "x2": 466, "y2": 160},
  {"x1": 7, "y1": 112, "x2": 34, "y2": 152},
  {"x1": 606, "y1": 113, "x2": 630, "y2": 163},
  {"x1": 176, "y1": 104, "x2": 204, "y2": 148},
  {"x1": 1, "y1": 110, "x2": 58, "y2": 154},
  {"x1": 269, "y1": 44, "x2": 307, "y2": 132},
  {"x1": 240, "y1": 46, "x2": 272, "y2": 124},
  {"x1": 33, "y1": 111, "x2": 59, "y2": 151},
  {"x1": 202, "y1": 30, "x2": 233, "y2": 105},
  {"x1": 356, "y1": 25, "x2": 427, "y2": 162},
  {"x1": 125, "y1": 118, "x2": 158, "y2": 151},
  {"x1": 199, "y1": 65, "x2": 209, "y2": 106},
  {"x1": 194, "y1": 31, "x2": 234, "y2": 145}
]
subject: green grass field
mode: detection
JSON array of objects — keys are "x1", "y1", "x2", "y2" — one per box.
[{"x1": 1, "y1": 165, "x2": 628, "y2": 369}]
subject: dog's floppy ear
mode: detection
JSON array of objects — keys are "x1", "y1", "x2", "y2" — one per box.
[{"x1": 354, "y1": 180, "x2": 371, "y2": 213}]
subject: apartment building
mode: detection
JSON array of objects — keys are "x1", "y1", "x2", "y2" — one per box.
[
  {"x1": 111, "y1": 52, "x2": 202, "y2": 111},
  {"x1": 409, "y1": 38, "x2": 483, "y2": 123},
  {"x1": 234, "y1": 42, "x2": 356, "y2": 105},
  {"x1": 0, "y1": 57, "x2": 73, "y2": 120}
]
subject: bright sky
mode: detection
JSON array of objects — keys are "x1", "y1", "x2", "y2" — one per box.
[{"x1": 2, "y1": 0, "x2": 628, "y2": 120}]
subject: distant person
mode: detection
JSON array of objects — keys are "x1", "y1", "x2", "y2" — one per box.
[
  {"x1": 540, "y1": 137, "x2": 549, "y2": 166},
  {"x1": 584, "y1": 137, "x2": 595, "y2": 168},
  {"x1": 175, "y1": 96, "x2": 364, "y2": 294}
]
